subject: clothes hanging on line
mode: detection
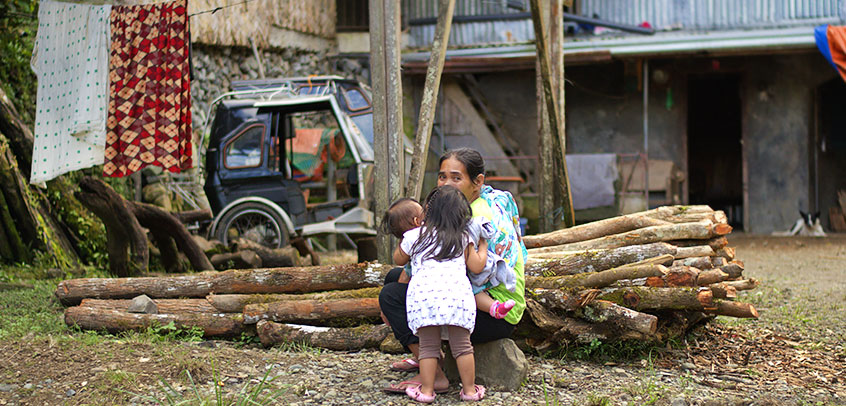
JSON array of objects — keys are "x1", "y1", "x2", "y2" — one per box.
[
  {"x1": 30, "y1": 0, "x2": 111, "y2": 185},
  {"x1": 104, "y1": 0, "x2": 193, "y2": 177}
]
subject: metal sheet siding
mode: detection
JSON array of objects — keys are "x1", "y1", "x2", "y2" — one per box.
[
  {"x1": 576, "y1": 0, "x2": 842, "y2": 30},
  {"x1": 408, "y1": 19, "x2": 535, "y2": 48}
]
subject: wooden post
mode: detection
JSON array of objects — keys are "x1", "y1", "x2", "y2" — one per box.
[
  {"x1": 530, "y1": 0, "x2": 575, "y2": 229},
  {"x1": 406, "y1": 0, "x2": 455, "y2": 201},
  {"x1": 369, "y1": 0, "x2": 405, "y2": 263},
  {"x1": 535, "y1": 0, "x2": 553, "y2": 234}
]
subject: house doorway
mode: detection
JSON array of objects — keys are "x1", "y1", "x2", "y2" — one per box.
[
  {"x1": 687, "y1": 74, "x2": 744, "y2": 228},
  {"x1": 814, "y1": 78, "x2": 846, "y2": 230}
]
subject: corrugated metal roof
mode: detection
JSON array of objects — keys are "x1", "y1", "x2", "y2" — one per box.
[
  {"x1": 576, "y1": 0, "x2": 843, "y2": 31},
  {"x1": 408, "y1": 19, "x2": 535, "y2": 48}
]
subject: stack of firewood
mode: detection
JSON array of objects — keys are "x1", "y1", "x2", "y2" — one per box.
[{"x1": 57, "y1": 205, "x2": 758, "y2": 351}]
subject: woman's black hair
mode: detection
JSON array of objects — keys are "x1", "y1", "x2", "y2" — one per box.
[
  {"x1": 439, "y1": 148, "x2": 485, "y2": 183},
  {"x1": 410, "y1": 185, "x2": 472, "y2": 261}
]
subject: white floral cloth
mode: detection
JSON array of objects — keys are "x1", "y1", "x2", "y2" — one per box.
[
  {"x1": 30, "y1": 0, "x2": 111, "y2": 185},
  {"x1": 401, "y1": 227, "x2": 476, "y2": 335}
]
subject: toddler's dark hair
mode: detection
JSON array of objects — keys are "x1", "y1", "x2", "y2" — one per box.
[
  {"x1": 379, "y1": 198, "x2": 422, "y2": 238},
  {"x1": 411, "y1": 185, "x2": 471, "y2": 261}
]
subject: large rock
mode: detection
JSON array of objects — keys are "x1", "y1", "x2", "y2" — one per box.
[
  {"x1": 443, "y1": 338, "x2": 528, "y2": 392},
  {"x1": 127, "y1": 295, "x2": 158, "y2": 314}
]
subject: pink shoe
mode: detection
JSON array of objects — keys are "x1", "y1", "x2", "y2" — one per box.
[
  {"x1": 489, "y1": 300, "x2": 516, "y2": 319},
  {"x1": 406, "y1": 384, "x2": 436, "y2": 403},
  {"x1": 459, "y1": 384, "x2": 486, "y2": 401}
]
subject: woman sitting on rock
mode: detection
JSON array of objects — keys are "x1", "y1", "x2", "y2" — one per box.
[{"x1": 380, "y1": 147, "x2": 527, "y2": 394}]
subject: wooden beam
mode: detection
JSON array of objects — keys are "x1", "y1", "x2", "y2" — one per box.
[
  {"x1": 530, "y1": 0, "x2": 574, "y2": 229},
  {"x1": 369, "y1": 0, "x2": 405, "y2": 262},
  {"x1": 406, "y1": 0, "x2": 455, "y2": 200}
]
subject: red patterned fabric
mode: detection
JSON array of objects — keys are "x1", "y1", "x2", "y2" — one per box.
[{"x1": 105, "y1": 0, "x2": 192, "y2": 177}]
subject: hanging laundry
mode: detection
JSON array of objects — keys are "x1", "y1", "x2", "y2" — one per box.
[
  {"x1": 104, "y1": 0, "x2": 192, "y2": 177},
  {"x1": 30, "y1": 0, "x2": 111, "y2": 185}
]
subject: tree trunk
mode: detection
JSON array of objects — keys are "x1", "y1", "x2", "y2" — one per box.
[
  {"x1": 527, "y1": 264, "x2": 667, "y2": 290},
  {"x1": 131, "y1": 201, "x2": 214, "y2": 272},
  {"x1": 525, "y1": 242, "x2": 677, "y2": 276},
  {"x1": 79, "y1": 298, "x2": 218, "y2": 314},
  {"x1": 76, "y1": 177, "x2": 148, "y2": 277},
  {"x1": 522, "y1": 215, "x2": 668, "y2": 248},
  {"x1": 598, "y1": 286, "x2": 714, "y2": 311},
  {"x1": 210, "y1": 251, "x2": 262, "y2": 270},
  {"x1": 207, "y1": 287, "x2": 382, "y2": 313},
  {"x1": 705, "y1": 300, "x2": 758, "y2": 318},
  {"x1": 243, "y1": 298, "x2": 380, "y2": 326},
  {"x1": 64, "y1": 306, "x2": 244, "y2": 337},
  {"x1": 0, "y1": 86, "x2": 33, "y2": 174},
  {"x1": 257, "y1": 320, "x2": 391, "y2": 350},
  {"x1": 580, "y1": 300, "x2": 658, "y2": 335},
  {"x1": 528, "y1": 220, "x2": 731, "y2": 254},
  {"x1": 174, "y1": 209, "x2": 212, "y2": 224},
  {"x1": 56, "y1": 262, "x2": 394, "y2": 305}
]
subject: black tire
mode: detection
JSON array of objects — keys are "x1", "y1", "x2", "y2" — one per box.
[{"x1": 214, "y1": 202, "x2": 289, "y2": 249}]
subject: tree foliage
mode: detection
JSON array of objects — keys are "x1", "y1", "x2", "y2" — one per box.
[{"x1": 0, "y1": 0, "x2": 38, "y2": 126}]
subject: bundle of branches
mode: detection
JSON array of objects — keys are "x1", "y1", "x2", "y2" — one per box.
[{"x1": 57, "y1": 206, "x2": 758, "y2": 352}]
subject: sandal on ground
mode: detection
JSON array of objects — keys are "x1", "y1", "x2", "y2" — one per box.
[
  {"x1": 406, "y1": 384, "x2": 436, "y2": 403},
  {"x1": 389, "y1": 357, "x2": 419, "y2": 372},
  {"x1": 382, "y1": 380, "x2": 449, "y2": 394},
  {"x1": 459, "y1": 385, "x2": 486, "y2": 401}
]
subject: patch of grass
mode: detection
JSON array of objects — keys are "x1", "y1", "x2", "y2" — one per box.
[
  {"x1": 623, "y1": 376, "x2": 669, "y2": 405},
  {"x1": 0, "y1": 278, "x2": 66, "y2": 339},
  {"x1": 124, "y1": 361, "x2": 287, "y2": 406},
  {"x1": 577, "y1": 393, "x2": 612, "y2": 406},
  {"x1": 552, "y1": 338, "x2": 673, "y2": 363},
  {"x1": 273, "y1": 339, "x2": 324, "y2": 355}
]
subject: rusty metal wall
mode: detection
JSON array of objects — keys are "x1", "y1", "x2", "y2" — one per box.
[{"x1": 576, "y1": 0, "x2": 843, "y2": 30}]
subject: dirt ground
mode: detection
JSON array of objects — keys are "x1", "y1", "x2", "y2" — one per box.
[{"x1": 0, "y1": 234, "x2": 843, "y2": 406}]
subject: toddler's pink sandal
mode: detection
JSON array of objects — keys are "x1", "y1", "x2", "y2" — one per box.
[
  {"x1": 459, "y1": 384, "x2": 486, "y2": 401},
  {"x1": 405, "y1": 384, "x2": 436, "y2": 403}
]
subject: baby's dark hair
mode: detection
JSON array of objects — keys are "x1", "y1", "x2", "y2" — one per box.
[
  {"x1": 411, "y1": 185, "x2": 471, "y2": 261},
  {"x1": 379, "y1": 198, "x2": 422, "y2": 238}
]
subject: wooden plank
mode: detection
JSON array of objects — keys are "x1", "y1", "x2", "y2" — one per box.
[
  {"x1": 369, "y1": 0, "x2": 405, "y2": 262},
  {"x1": 406, "y1": 0, "x2": 456, "y2": 200},
  {"x1": 530, "y1": 0, "x2": 575, "y2": 228}
]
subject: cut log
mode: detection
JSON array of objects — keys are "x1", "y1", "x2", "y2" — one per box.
[
  {"x1": 243, "y1": 298, "x2": 380, "y2": 326},
  {"x1": 673, "y1": 246, "x2": 716, "y2": 259},
  {"x1": 712, "y1": 257, "x2": 728, "y2": 267},
  {"x1": 55, "y1": 262, "x2": 394, "y2": 305},
  {"x1": 720, "y1": 261, "x2": 745, "y2": 279},
  {"x1": 78, "y1": 298, "x2": 217, "y2": 314},
  {"x1": 715, "y1": 246, "x2": 736, "y2": 260},
  {"x1": 580, "y1": 300, "x2": 658, "y2": 335},
  {"x1": 696, "y1": 269, "x2": 730, "y2": 286},
  {"x1": 524, "y1": 298, "x2": 568, "y2": 333},
  {"x1": 131, "y1": 202, "x2": 214, "y2": 272},
  {"x1": 174, "y1": 209, "x2": 213, "y2": 224},
  {"x1": 598, "y1": 286, "x2": 714, "y2": 311},
  {"x1": 235, "y1": 238, "x2": 297, "y2": 267},
  {"x1": 670, "y1": 236, "x2": 729, "y2": 251},
  {"x1": 530, "y1": 288, "x2": 594, "y2": 313},
  {"x1": 257, "y1": 320, "x2": 391, "y2": 350},
  {"x1": 637, "y1": 205, "x2": 726, "y2": 224},
  {"x1": 290, "y1": 237, "x2": 320, "y2": 266},
  {"x1": 542, "y1": 316, "x2": 656, "y2": 347},
  {"x1": 707, "y1": 283, "x2": 737, "y2": 299},
  {"x1": 672, "y1": 256, "x2": 713, "y2": 269},
  {"x1": 705, "y1": 300, "x2": 758, "y2": 318},
  {"x1": 210, "y1": 251, "x2": 262, "y2": 270},
  {"x1": 525, "y1": 243, "x2": 677, "y2": 276},
  {"x1": 645, "y1": 266, "x2": 698, "y2": 287},
  {"x1": 64, "y1": 307, "x2": 244, "y2": 337},
  {"x1": 207, "y1": 287, "x2": 382, "y2": 313},
  {"x1": 523, "y1": 215, "x2": 669, "y2": 248},
  {"x1": 723, "y1": 278, "x2": 759, "y2": 291},
  {"x1": 620, "y1": 254, "x2": 675, "y2": 268},
  {"x1": 527, "y1": 264, "x2": 667, "y2": 290},
  {"x1": 529, "y1": 220, "x2": 731, "y2": 254}
]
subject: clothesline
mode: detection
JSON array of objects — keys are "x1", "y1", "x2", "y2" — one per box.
[{"x1": 12, "y1": 0, "x2": 261, "y2": 19}]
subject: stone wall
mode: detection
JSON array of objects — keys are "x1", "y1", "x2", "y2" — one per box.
[{"x1": 190, "y1": 44, "x2": 369, "y2": 139}]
